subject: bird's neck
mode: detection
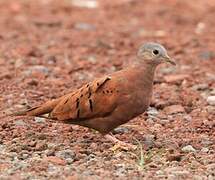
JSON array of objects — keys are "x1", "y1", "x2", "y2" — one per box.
[{"x1": 130, "y1": 61, "x2": 157, "y2": 85}]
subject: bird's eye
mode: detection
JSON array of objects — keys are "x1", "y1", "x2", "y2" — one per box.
[{"x1": 152, "y1": 49, "x2": 159, "y2": 55}]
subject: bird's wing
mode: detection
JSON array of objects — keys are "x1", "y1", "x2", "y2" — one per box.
[{"x1": 50, "y1": 76, "x2": 118, "y2": 121}]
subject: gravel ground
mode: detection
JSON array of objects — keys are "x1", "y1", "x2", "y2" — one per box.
[{"x1": 0, "y1": 0, "x2": 214, "y2": 179}]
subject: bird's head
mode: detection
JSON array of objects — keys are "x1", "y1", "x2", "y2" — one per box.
[{"x1": 137, "y1": 42, "x2": 176, "y2": 66}]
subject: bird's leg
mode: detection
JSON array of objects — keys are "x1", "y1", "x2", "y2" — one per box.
[{"x1": 104, "y1": 133, "x2": 136, "y2": 150}]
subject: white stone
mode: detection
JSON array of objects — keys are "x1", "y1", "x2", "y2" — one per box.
[
  {"x1": 207, "y1": 96, "x2": 215, "y2": 106},
  {"x1": 181, "y1": 145, "x2": 196, "y2": 153},
  {"x1": 34, "y1": 117, "x2": 46, "y2": 123},
  {"x1": 71, "y1": 0, "x2": 98, "y2": 8}
]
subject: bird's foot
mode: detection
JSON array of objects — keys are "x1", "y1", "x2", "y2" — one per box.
[{"x1": 104, "y1": 134, "x2": 137, "y2": 151}]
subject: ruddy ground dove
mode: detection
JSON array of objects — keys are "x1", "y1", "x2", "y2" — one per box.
[{"x1": 13, "y1": 42, "x2": 175, "y2": 148}]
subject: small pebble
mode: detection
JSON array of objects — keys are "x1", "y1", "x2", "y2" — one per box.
[
  {"x1": 183, "y1": 115, "x2": 192, "y2": 121},
  {"x1": 206, "y1": 96, "x2": 215, "y2": 106},
  {"x1": 56, "y1": 149, "x2": 76, "y2": 160},
  {"x1": 113, "y1": 127, "x2": 129, "y2": 134},
  {"x1": 201, "y1": 147, "x2": 209, "y2": 153},
  {"x1": 34, "y1": 117, "x2": 46, "y2": 123},
  {"x1": 147, "y1": 107, "x2": 159, "y2": 116},
  {"x1": 71, "y1": 0, "x2": 98, "y2": 8},
  {"x1": 35, "y1": 141, "x2": 48, "y2": 151},
  {"x1": 160, "y1": 119, "x2": 170, "y2": 125},
  {"x1": 143, "y1": 134, "x2": 155, "y2": 148},
  {"x1": 181, "y1": 145, "x2": 196, "y2": 153},
  {"x1": 14, "y1": 120, "x2": 26, "y2": 126}
]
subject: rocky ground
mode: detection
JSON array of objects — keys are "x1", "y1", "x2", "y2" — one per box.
[{"x1": 0, "y1": 0, "x2": 214, "y2": 179}]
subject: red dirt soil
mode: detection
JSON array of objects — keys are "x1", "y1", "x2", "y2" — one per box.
[{"x1": 0, "y1": 0, "x2": 214, "y2": 179}]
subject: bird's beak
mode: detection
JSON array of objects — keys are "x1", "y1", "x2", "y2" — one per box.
[{"x1": 163, "y1": 55, "x2": 176, "y2": 65}]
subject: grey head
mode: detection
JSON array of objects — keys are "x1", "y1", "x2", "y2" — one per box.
[{"x1": 137, "y1": 42, "x2": 176, "y2": 65}]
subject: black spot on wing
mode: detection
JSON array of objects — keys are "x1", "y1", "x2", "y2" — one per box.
[
  {"x1": 64, "y1": 98, "x2": 69, "y2": 104},
  {"x1": 89, "y1": 99, "x2": 93, "y2": 112},
  {"x1": 76, "y1": 98, "x2": 80, "y2": 108},
  {"x1": 77, "y1": 109, "x2": 80, "y2": 118},
  {"x1": 95, "y1": 77, "x2": 111, "y2": 92}
]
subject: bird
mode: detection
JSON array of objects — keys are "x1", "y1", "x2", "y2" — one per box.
[{"x1": 12, "y1": 42, "x2": 176, "y2": 149}]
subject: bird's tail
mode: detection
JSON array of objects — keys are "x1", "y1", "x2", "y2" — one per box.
[{"x1": 11, "y1": 98, "x2": 60, "y2": 117}]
